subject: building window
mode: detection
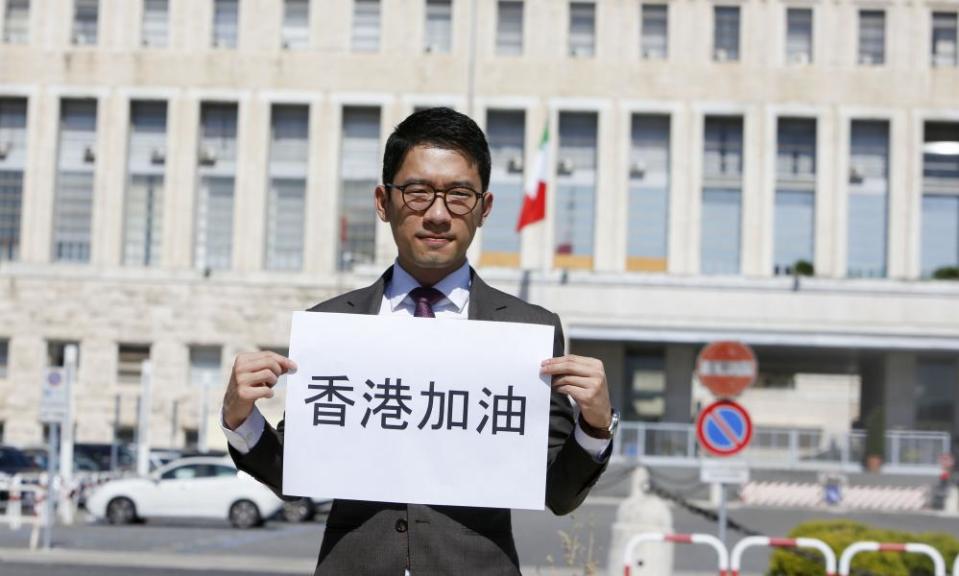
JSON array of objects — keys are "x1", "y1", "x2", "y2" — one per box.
[
  {"x1": 352, "y1": 0, "x2": 380, "y2": 52},
  {"x1": 47, "y1": 341, "x2": 80, "y2": 368},
  {"x1": 212, "y1": 0, "x2": 238, "y2": 48},
  {"x1": 53, "y1": 99, "x2": 97, "y2": 263},
  {"x1": 72, "y1": 0, "x2": 98, "y2": 45},
  {"x1": 282, "y1": 0, "x2": 309, "y2": 49},
  {"x1": 196, "y1": 103, "x2": 238, "y2": 271},
  {"x1": 921, "y1": 121, "x2": 959, "y2": 278},
  {"x1": 124, "y1": 101, "x2": 166, "y2": 267},
  {"x1": 568, "y1": 2, "x2": 595, "y2": 57},
  {"x1": 932, "y1": 12, "x2": 958, "y2": 68},
  {"x1": 555, "y1": 111, "x2": 597, "y2": 269},
  {"x1": 713, "y1": 6, "x2": 739, "y2": 61},
  {"x1": 424, "y1": 0, "x2": 452, "y2": 54},
  {"x1": 848, "y1": 120, "x2": 889, "y2": 278},
  {"x1": 189, "y1": 345, "x2": 221, "y2": 388},
  {"x1": 0, "y1": 338, "x2": 8, "y2": 379},
  {"x1": 625, "y1": 353, "x2": 665, "y2": 421},
  {"x1": 858, "y1": 10, "x2": 885, "y2": 65},
  {"x1": 774, "y1": 118, "x2": 816, "y2": 275},
  {"x1": 0, "y1": 98, "x2": 27, "y2": 262},
  {"x1": 3, "y1": 0, "x2": 29, "y2": 44},
  {"x1": 785, "y1": 7, "x2": 812, "y2": 64},
  {"x1": 496, "y1": 0, "x2": 523, "y2": 56},
  {"x1": 266, "y1": 105, "x2": 308, "y2": 271},
  {"x1": 480, "y1": 109, "x2": 524, "y2": 267},
  {"x1": 701, "y1": 116, "x2": 743, "y2": 275},
  {"x1": 627, "y1": 114, "x2": 670, "y2": 272},
  {"x1": 141, "y1": 0, "x2": 168, "y2": 47},
  {"x1": 117, "y1": 344, "x2": 150, "y2": 385},
  {"x1": 339, "y1": 106, "x2": 380, "y2": 270},
  {"x1": 640, "y1": 4, "x2": 667, "y2": 60},
  {"x1": 916, "y1": 358, "x2": 957, "y2": 429}
]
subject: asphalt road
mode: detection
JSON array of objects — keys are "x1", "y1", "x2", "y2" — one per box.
[
  {"x1": 0, "y1": 502, "x2": 955, "y2": 576},
  {"x1": 0, "y1": 463, "x2": 954, "y2": 576}
]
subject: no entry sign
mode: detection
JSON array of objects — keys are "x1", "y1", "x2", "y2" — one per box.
[
  {"x1": 696, "y1": 399, "x2": 753, "y2": 457},
  {"x1": 695, "y1": 341, "x2": 757, "y2": 397}
]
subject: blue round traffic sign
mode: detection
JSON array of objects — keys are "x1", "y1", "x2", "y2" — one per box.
[{"x1": 696, "y1": 399, "x2": 753, "y2": 457}]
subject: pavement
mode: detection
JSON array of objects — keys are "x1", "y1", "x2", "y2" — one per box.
[{"x1": 0, "y1": 463, "x2": 953, "y2": 575}]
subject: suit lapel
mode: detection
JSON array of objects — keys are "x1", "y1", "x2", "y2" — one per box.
[
  {"x1": 468, "y1": 268, "x2": 509, "y2": 321},
  {"x1": 344, "y1": 267, "x2": 392, "y2": 316}
]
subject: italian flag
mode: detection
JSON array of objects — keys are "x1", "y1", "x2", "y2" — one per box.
[{"x1": 516, "y1": 126, "x2": 549, "y2": 231}]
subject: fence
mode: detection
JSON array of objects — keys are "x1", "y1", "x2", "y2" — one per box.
[
  {"x1": 614, "y1": 422, "x2": 950, "y2": 475},
  {"x1": 624, "y1": 532, "x2": 954, "y2": 576}
]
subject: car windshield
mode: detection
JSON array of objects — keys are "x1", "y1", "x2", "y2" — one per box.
[{"x1": 0, "y1": 447, "x2": 32, "y2": 469}]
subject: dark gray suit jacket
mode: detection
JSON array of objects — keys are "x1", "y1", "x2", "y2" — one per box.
[{"x1": 230, "y1": 267, "x2": 609, "y2": 575}]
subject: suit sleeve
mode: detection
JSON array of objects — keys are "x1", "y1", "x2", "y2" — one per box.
[
  {"x1": 228, "y1": 417, "x2": 292, "y2": 500},
  {"x1": 544, "y1": 313, "x2": 611, "y2": 515}
]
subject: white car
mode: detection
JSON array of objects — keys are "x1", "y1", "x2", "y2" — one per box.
[{"x1": 85, "y1": 456, "x2": 283, "y2": 529}]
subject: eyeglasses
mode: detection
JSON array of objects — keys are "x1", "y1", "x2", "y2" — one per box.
[{"x1": 384, "y1": 183, "x2": 485, "y2": 216}]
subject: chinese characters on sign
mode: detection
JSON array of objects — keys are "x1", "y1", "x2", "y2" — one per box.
[
  {"x1": 305, "y1": 375, "x2": 527, "y2": 435},
  {"x1": 282, "y1": 312, "x2": 554, "y2": 510}
]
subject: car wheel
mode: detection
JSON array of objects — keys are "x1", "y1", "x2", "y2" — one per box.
[
  {"x1": 106, "y1": 497, "x2": 138, "y2": 525},
  {"x1": 281, "y1": 498, "x2": 316, "y2": 523},
  {"x1": 229, "y1": 499, "x2": 262, "y2": 529}
]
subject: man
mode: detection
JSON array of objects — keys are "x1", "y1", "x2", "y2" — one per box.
[{"x1": 221, "y1": 107, "x2": 616, "y2": 575}]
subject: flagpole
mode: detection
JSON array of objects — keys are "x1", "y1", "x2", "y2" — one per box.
[{"x1": 466, "y1": 0, "x2": 478, "y2": 117}]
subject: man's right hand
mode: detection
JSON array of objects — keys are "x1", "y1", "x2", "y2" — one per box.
[{"x1": 223, "y1": 351, "x2": 297, "y2": 430}]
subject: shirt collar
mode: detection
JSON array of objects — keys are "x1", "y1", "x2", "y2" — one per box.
[{"x1": 387, "y1": 260, "x2": 471, "y2": 314}]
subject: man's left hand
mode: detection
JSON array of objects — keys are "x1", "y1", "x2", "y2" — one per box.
[{"x1": 541, "y1": 355, "x2": 612, "y2": 430}]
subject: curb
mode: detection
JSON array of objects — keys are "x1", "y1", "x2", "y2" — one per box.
[{"x1": 0, "y1": 547, "x2": 314, "y2": 574}]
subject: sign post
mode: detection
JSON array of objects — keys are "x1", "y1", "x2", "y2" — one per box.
[
  {"x1": 39, "y1": 343, "x2": 77, "y2": 548},
  {"x1": 694, "y1": 340, "x2": 757, "y2": 546},
  {"x1": 136, "y1": 360, "x2": 152, "y2": 477}
]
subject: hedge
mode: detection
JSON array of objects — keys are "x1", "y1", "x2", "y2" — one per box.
[{"x1": 766, "y1": 519, "x2": 959, "y2": 576}]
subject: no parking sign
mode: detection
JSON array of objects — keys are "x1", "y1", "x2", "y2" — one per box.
[{"x1": 696, "y1": 399, "x2": 753, "y2": 457}]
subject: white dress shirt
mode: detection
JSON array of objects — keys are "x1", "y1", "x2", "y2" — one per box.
[{"x1": 222, "y1": 260, "x2": 610, "y2": 457}]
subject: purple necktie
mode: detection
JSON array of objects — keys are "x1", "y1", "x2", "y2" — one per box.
[{"x1": 409, "y1": 287, "x2": 444, "y2": 318}]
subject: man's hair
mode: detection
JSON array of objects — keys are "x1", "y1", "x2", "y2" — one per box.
[{"x1": 382, "y1": 107, "x2": 492, "y2": 191}]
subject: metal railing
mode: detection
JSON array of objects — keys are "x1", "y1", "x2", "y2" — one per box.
[{"x1": 613, "y1": 421, "x2": 951, "y2": 475}]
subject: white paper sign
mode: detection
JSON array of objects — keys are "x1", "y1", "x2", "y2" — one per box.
[{"x1": 283, "y1": 311, "x2": 555, "y2": 510}]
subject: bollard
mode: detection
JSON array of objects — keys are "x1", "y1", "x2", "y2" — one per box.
[
  {"x1": 622, "y1": 532, "x2": 729, "y2": 576},
  {"x1": 730, "y1": 535, "x2": 836, "y2": 576},
  {"x1": 8, "y1": 475, "x2": 22, "y2": 531},
  {"x1": 953, "y1": 552, "x2": 958, "y2": 576},
  {"x1": 838, "y1": 542, "x2": 946, "y2": 576}
]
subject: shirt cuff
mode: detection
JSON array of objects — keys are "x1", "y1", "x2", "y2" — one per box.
[
  {"x1": 221, "y1": 406, "x2": 265, "y2": 455},
  {"x1": 573, "y1": 421, "x2": 611, "y2": 462}
]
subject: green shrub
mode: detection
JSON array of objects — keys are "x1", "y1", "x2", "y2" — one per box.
[
  {"x1": 932, "y1": 267, "x2": 959, "y2": 280},
  {"x1": 793, "y1": 260, "x2": 815, "y2": 277},
  {"x1": 766, "y1": 519, "x2": 959, "y2": 576}
]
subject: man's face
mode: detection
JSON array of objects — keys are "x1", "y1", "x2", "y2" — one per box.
[{"x1": 375, "y1": 145, "x2": 493, "y2": 286}]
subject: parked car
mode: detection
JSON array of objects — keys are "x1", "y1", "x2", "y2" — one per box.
[
  {"x1": 0, "y1": 445, "x2": 39, "y2": 476},
  {"x1": 21, "y1": 447, "x2": 100, "y2": 473},
  {"x1": 85, "y1": 456, "x2": 283, "y2": 529},
  {"x1": 73, "y1": 443, "x2": 136, "y2": 472},
  {"x1": 281, "y1": 497, "x2": 332, "y2": 523},
  {"x1": 0, "y1": 445, "x2": 43, "y2": 511}
]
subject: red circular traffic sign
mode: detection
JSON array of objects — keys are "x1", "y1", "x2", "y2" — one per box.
[
  {"x1": 695, "y1": 341, "x2": 757, "y2": 397},
  {"x1": 696, "y1": 399, "x2": 753, "y2": 457}
]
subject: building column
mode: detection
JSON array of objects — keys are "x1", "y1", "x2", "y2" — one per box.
[
  {"x1": 883, "y1": 351, "x2": 917, "y2": 430},
  {"x1": 663, "y1": 344, "x2": 695, "y2": 423},
  {"x1": 886, "y1": 111, "x2": 911, "y2": 279},
  {"x1": 234, "y1": 96, "x2": 268, "y2": 272},
  {"x1": 2, "y1": 336, "x2": 46, "y2": 446},
  {"x1": 165, "y1": 94, "x2": 199, "y2": 270},
  {"x1": 858, "y1": 351, "x2": 919, "y2": 434},
  {"x1": 75, "y1": 337, "x2": 121, "y2": 442}
]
